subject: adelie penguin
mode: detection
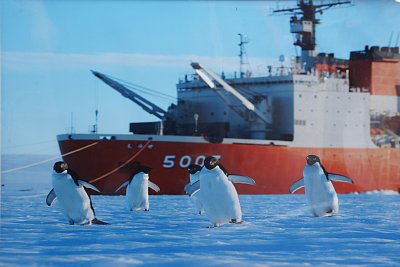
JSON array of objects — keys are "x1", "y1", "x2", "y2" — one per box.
[
  {"x1": 114, "y1": 162, "x2": 160, "y2": 211},
  {"x1": 289, "y1": 155, "x2": 354, "y2": 217},
  {"x1": 185, "y1": 156, "x2": 255, "y2": 227},
  {"x1": 46, "y1": 161, "x2": 109, "y2": 225}
]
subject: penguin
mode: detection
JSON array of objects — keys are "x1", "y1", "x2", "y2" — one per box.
[
  {"x1": 195, "y1": 156, "x2": 247, "y2": 227},
  {"x1": 289, "y1": 155, "x2": 354, "y2": 217},
  {"x1": 46, "y1": 161, "x2": 108, "y2": 225},
  {"x1": 186, "y1": 164, "x2": 205, "y2": 215},
  {"x1": 114, "y1": 162, "x2": 160, "y2": 211}
]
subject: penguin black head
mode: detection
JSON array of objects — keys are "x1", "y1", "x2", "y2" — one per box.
[
  {"x1": 131, "y1": 162, "x2": 152, "y2": 175},
  {"x1": 306, "y1": 155, "x2": 320, "y2": 166},
  {"x1": 188, "y1": 164, "x2": 202, "y2": 174},
  {"x1": 204, "y1": 156, "x2": 219, "y2": 170},
  {"x1": 138, "y1": 165, "x2": 152, "y2": 174},
  {"x1": 53, "y1": 161, "x2": 68, "y2": 173}
]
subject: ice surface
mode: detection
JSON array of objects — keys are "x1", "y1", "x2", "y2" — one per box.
[{"x1": 1, "y1": 155, "x2": 399, "y2": 266}]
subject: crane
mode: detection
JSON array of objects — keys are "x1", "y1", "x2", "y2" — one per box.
[
  {"x1": 191, "y1": 62, "x2": 271, "y2": 125},
  {"x1": 91, "y1": 70, "x2": 167, "y2": 120}
]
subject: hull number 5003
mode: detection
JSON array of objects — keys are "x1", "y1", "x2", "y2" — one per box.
[{"x1": 163, "y1": 155, "x2": 221, "y2": 169}]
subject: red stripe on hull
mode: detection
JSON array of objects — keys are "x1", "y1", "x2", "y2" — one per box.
[{"x1": 58, "y1": 139, "x2": 400, "y2": 195}]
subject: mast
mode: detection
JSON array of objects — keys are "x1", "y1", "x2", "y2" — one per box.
[
  {"x1": 273, "y1": 0, "x2": 351, "y2": 72},
  {"x1": 238, "y1": 33, "x2": 249, "y2": 78}
]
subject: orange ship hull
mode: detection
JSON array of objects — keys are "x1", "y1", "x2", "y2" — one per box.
[{"x1": 58, "y1": 137, "x2": 400, "y2": 195}]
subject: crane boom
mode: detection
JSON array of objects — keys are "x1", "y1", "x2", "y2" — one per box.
[
  {"x1": 91, "y1": 70, "x2": 166, "y2": 120},
  {"x1": 191, "y1": 62, "x2": 271, "y2": 124}
]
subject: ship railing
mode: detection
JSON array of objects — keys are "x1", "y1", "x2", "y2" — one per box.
[{"x1": 178, "y1": 66, "x2": 295, "y2": 84}]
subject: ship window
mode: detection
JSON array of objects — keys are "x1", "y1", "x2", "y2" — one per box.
[
  {"x1": 210, "y1": 112, "x2": 214, "y2": 116},
  {"x1": 295, "y1": 119, "x2": 306, "y2": 126},
  {"x1": 298, "y1": 94, "x2": 302, "y2": 98},
  {"x1": 224, "y1": 111, "x2": 227, "y2": 116},
  {"x1": 314, "y1": 95, "x2": 317, "y2": 99}
]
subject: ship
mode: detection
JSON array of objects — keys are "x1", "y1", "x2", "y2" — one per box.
[{"x1": 57, "y1": 0, "x2": 400, "y2": 195}]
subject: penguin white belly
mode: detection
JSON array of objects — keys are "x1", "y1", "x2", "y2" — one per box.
[
  {"x1": 304, "y1": 168, "x2": 338, "y2": 216},
  {"x1": 189, "y1": 173, "x2": 204, "y2": 214},
  {"x1": 200, "y1": 169, "x2": 242, "y2": 226},
  {"x1": 126, "y1": 176, "x2": 149, "y2": 211},
  {"x1": 52, "y1": 174, "x2": 94, "y2": 224}
]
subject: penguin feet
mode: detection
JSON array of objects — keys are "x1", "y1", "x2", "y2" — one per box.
[
  {"x1": 324, "y1": 209, "x2": 335, "y2": 217},
  {"x1": 68, "y1": 220, "x2": 75, "y2": 225},
  {"x1": 229, "y1": 219, "x2": 242, "y2": 224},
  {"x1": 144, "y1": 209, "x2": 149, "y2": 212}
]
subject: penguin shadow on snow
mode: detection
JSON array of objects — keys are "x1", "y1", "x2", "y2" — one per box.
[
  {"x1": 46, "y1": 161, "x2": 109, "y2": 225},
  {"x1": 289, "y1": 155, "x2": 354, "y2": 218},
  {"x1": 114, "y1": 162, "x2": 160, "y2": 212},
  {"x1": 184, "y1": 156, "x2": 256, "y2": 228}
]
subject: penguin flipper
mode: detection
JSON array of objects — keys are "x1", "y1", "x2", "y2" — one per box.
[
  {"x1": 114, "y1": 181, "x2": 130, "y2": 193},
  {"x1": 185, "y1": 180, "x2": 200, "y2": 197},
  {"x1": 92, "y1": 218, "x2": 110, "y2": 225},
  {"x1": 46, "y1": 188, "x2": 57, "y2": 206},
  {"x1": 328, "y1": 173, "x2": 354, "y2": 184},
  {"x1": 228, "y1": 175, "x2": 256, "y2": 185},
  {"x1": 289, "y1": 178, "x2": 305, "y2": 193},
  {"x1": 148, "y1": 181, "x2": 160, "y2": 192},
  {"x1": 183, "y1": 182, "x2": 191, "y2": 194},
  {"x1": 77, "y1": 180, "x2": 101, "y2": 193}
]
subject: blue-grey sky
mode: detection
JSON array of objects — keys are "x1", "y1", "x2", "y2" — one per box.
[{"x1": 1, "y1": 0, "x2": 400, "y2": 155}]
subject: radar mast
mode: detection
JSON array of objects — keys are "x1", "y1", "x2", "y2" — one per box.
[{"x1": 273, "y1": 0, "x2": 351, "y2": 72}]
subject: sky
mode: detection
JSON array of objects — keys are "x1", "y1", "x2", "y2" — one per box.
[{"x1": 1, "y1": 0, "x2": 400, "y2": 155}]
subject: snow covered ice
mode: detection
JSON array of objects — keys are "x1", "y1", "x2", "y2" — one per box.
[{"x1": 1, "y1": 155, "x2": 400, "y2": 266}]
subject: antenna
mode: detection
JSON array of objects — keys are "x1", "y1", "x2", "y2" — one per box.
[
  {"x1": 279, "y1": 54, "x2": 286, "y2": 75},
  {"x1": 70, "y1": 112, "x2": 75, "y2": 134},
  {"x1": 90, "y1": 109, "x2": 98, "y2": 134},
  {"x1": 91, "y1": 75, "x2": 99, "y2": 134},
  {"x1": 238, "y1": 33, "x2": 249, "y2": 78}
]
